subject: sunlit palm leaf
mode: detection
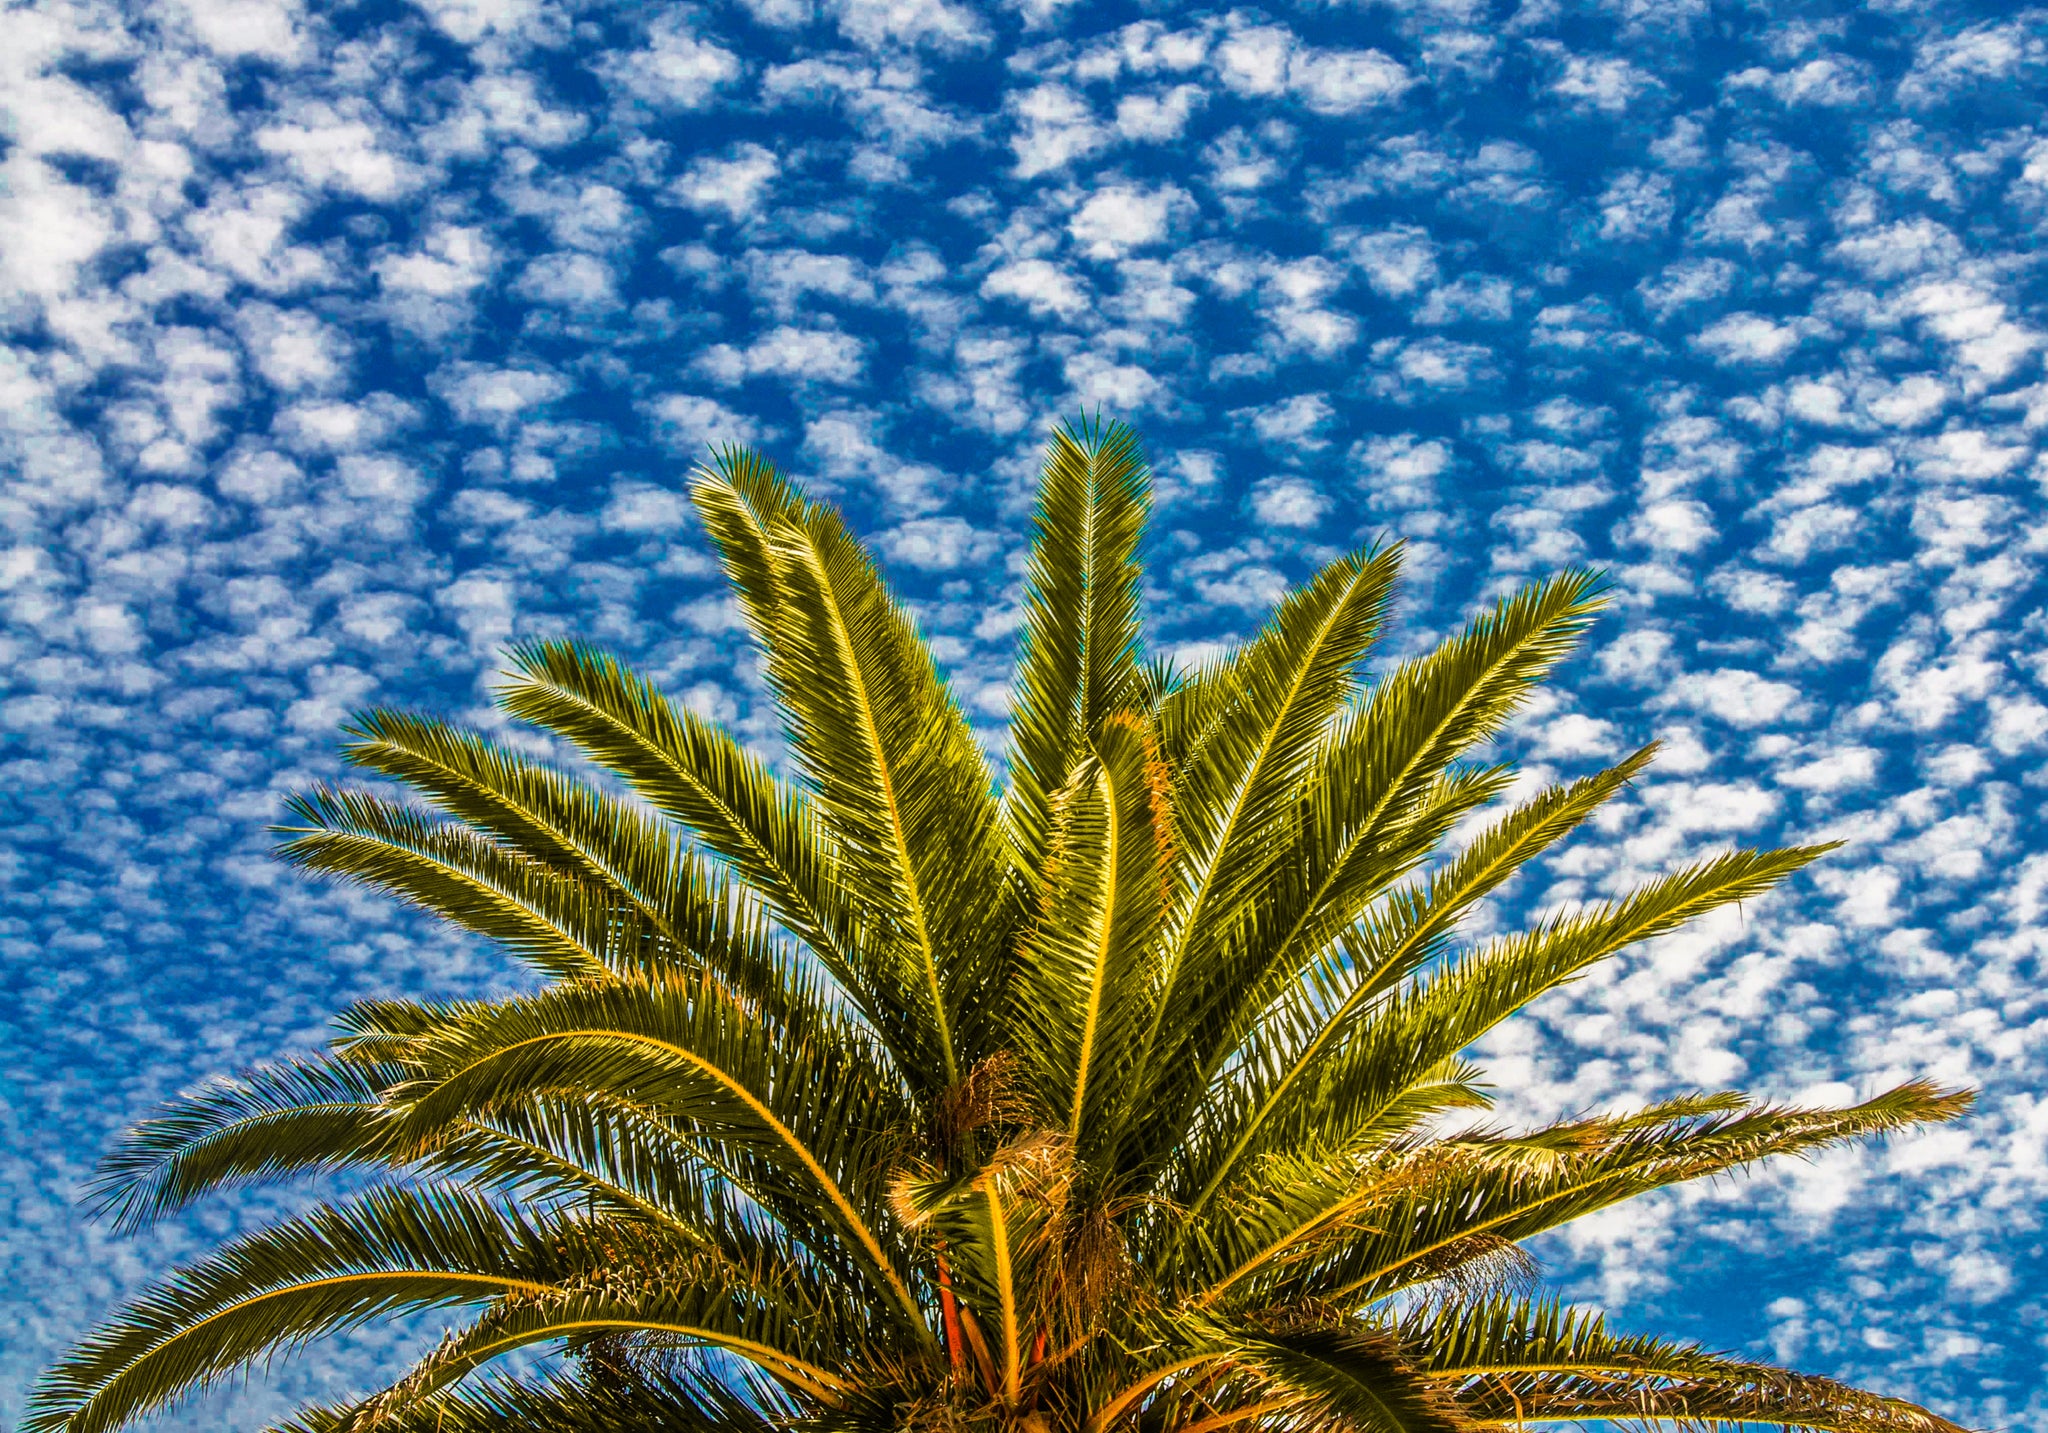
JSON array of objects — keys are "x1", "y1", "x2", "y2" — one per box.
[{"x1": 1004, "y1": 418, "x2": 1151, "y2": 885}]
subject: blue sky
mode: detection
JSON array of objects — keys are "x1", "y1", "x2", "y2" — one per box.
[{"x1": 3, "y1": 0, "x2": 2045, "y2": 1427}]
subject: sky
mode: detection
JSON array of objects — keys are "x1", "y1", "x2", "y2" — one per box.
[{"x1": 2, "y1": 0, "x2": 2046, "y2": 1428}]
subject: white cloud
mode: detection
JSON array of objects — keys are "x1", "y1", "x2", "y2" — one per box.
[
  {"x1": 1622, "y1": 498, "x2": 1716, "y2": 554},
  {"x1": 375, "y1": 225, "x2": 494, "y2": 300},
  {"x1": 1898, "y1": 279, "x2": 2038, "y2": 389},
  {"x1": 272, "y1": 395, "x2": 413, "y2": 454},
  {"x1": 1764, "y1": 503, "x2": 1863, "y2": 563},
  {"x1": 1598, "y1": 171, "x2": 1674, "y2": 241},
  {"x1": 432, "y1": 365, "x2": 571, "y2": 431},
  {"x1": 1188, "y1": 555, "x2": 1289, "y2": 611},
  {"x1": 699, "y1": 328, "x2": 866, "y2": 387},
  {"x1": 1007, "y1": 83, "x2": 1110, "y2": 178},
  {"x1": 255, "y1": 113, "x2": 416, "y2": 200},
  {"x1": 1213, "y1": 24, "x2": 1412, "y2": 114},
  {"x1": 515, "y1": 253, "x2": 618, "y2": 310},
  {"x1": 1370, "y1": 337, "x2": 1495, "y2": 397},
  {"x1": 411, "y1": 0, "x2": 547, "y2": 44},
  {"x1": 1779, "y1": 745, "x2": 1881, "y2": 793},
  {"x1": 802, "y1": 408, "x2": 948, "y2": 513},
  {"x1": 981, "y1": 260, "x2": 1089, "y2": 320},
  {"x1": 1116, "y1": 85, "x2": 1204, "y2": 142},
  {"x1": 1249, "y1": 476, "x2": 1327, "y2": 529},
  {"x1": 1529, "y1": 711, "x2": 1621, "y2": 760},
  {"x1": 1691, "y1": 312, "x2": 1814, "y2": 365},
  {"x1": 1068, "y1": 183, "x2": 1194, "y2": 260},
  {"x1": 1353, "y1": 433, "x2": 1449, "y2": 510},
  {"x1": 649, "y1": 394, "x2": 767, "y2": 455},
  {"x1": 235, "y1": 304, "x2": 348, "y2": 393},
  {"x1": 1212, "y1": 24, "x2": 1292, "y2": 95},
  {"x1": 601, "y1": 14, "x2": 741, "y2": 108},
  {"x1": 1911, "y1": 429, "x2": 2027, "y2": 483},
  {"x1": 1638, "y1": 777, "x2": 1780, "y2": 833},
  {"x1": 1706, "y1": 566, "x2": 1793, "y2": 615},
  {"x1": 1655, "y1": 669, "x2": 1809, "y2": 729},
  {"x1": 1345, "y1": 226, "x2": 1439, "y2": 298},
  {"x1": 1232, "y1": 393, "x2": 1333, "y2": 449},
  {"x1": 336, "y1": 453, "x2": 427, "y2": 508},
  {"x1": 1898, "y1": 20, "x2": 2040, "y2": 107},
  {"x1": 427, "y1": 73, "x2": 587, "y2": 157},
  {"x1": 1547, "y1": 51, "x2": 1655, "y2": 112},
  {"x1": 1062, "y1": 352, "x2": 1166, "y2": 411},
  {"x1": 1106, "y1": 259, "x2": 1196, "y2": 327},
  {"x1": 1287, "y1": 47, "x2": 1413, "y2": 115},
  {"x1": 602, "y1": 483, "x2": 691, "y2": 534},
  {"x1": 1414, "y1": 274, "x2": 1513, "y2": 326},
  {"x1": 670, "y1": 144, "x2": 780, "y2": 221},
  {"x1": 185, "y1": 184, "x2": 330, "y2": 293},
  {"x1": 1830, "y1": 218, "x2": 1961, "y2": 279},
  {"x1": 170, "y1": 0, "x2": 306, "y2": 60},
  {"x1": 1203, "y1": 125, "x2": 1289, "y2": 193},
  {"x1": 879, "y1": 516, "x2": 999, "y2": 570},
  {"x1": 1637, "y1": 257, "x2": 1733, "y2": 319},
  {"x1": 1728, "y1": 56, "x2": 1870, "y2": 108},
  {"x1": 1942, "y1": 1251, "x2": 2013, "y2": 1305},
  {"x1": 834, "y1": 0, "x2": 988, "y2": 52},
  {"x1": 744, "y1": 249, "x2": 875, "y2": 318}
]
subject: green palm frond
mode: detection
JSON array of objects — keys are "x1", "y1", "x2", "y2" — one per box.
[
  {"x1": 1177, "y1": 746, "x2": 1658, "y2": 1212},
  {"x1": 1403, "y1": 1297, "x2": 1971, "y2": 1433},
  {"x1": 86, "y1": 1057, "x2": 403, "y2": 1232},
  {"x1": 1232, "y1": 1322, "x2": 1469, "y2": 1433},
  {"x1": 381, "y1": 970, "x2": 926, "y2": 1329},
  {"x1": 276, "y1": 786, "x2": 623, "y2": 981},
  {"x1": 1251, "y1": 844, "x2": 1839, "y2": 1173},
  {"x1": 1012, "y1": 712, "x2": 1173, "y2": 1149},
  {"x1": 314, "y1": 1243, "x2": 867, "y2": 1416},
  {"x1": 1306, "y1": 1082, "x2": 1971, "y2": 1308},
  {"x1": 27, "y1": 1188, "x2": 580, "y2": 1433},
  {"x1": 752, "y1": 493, "x2": 1015, "y2": 1088},
  {"x1": 271, "y1": 1364, "x2": 782, "y2": 1433},
  {"x1": 338, "y1": 708, "x2": 684, "y2": 896},
  {"x1": 41, "y1": 420, "x2": 1973, "y2": 1433},
  {"x1": 494, "y1": 640, "x2": 869, "y2": 1006},
  {"x1": 1004, "y1": 418, "x2": 1152, "y2": 885},
  {"x1": 1113, "y1": 544, "x2": 1400, "y2": 1172}
]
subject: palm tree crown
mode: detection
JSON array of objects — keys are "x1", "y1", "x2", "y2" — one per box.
[{"x1": 35, "y1": 421, "x2": 1971, "y2": 1433}]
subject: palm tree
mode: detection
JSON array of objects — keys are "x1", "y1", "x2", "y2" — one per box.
[{"x1": 34, "y1": 421, "x2": 1970, "y2": 1433}]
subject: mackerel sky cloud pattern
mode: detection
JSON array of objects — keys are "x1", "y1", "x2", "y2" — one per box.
[{"x1": 3, "y1": 0, "x2": 2046, "y2": 1427}]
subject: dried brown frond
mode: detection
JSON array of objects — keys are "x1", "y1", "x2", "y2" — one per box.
[{"x1": 939, "y1": 1052, "x2": 1038, "y2": 1148}]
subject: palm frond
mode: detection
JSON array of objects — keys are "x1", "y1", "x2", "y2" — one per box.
[
  {"x1": 311, "y1": 1240, "x2": 865, "y2": 1416},
  {"x1": 384, "y1": 970, "x2": 926, "y2": 1330},
  {"x1": 1003, "y1": 418, "x2": 1152, "y2": 886},
  {"x1": 85, "y1": 1057, "x2": 403, "y2": 1233},
  {"x1": 1309, "y1": 1081, "x2": 1971, "y2": 1306},
  {"x1": 494, "y1": 640, "x2": 869, "y2": 1009},
  {"x1": 26, "y1": 1187, "x2": 576, "y2": 1433},
  {"x1": 752, "y1": 494, "x2": 1015, "y2": 1087},
  {"x1": 1256, "y1": 844, "x2": 1836, "y2": 1171},
  {"x1": 1189, "y1": 571, "x2": 1611, "y2": 1068},
  {"x1": 1114, "y1": 545, "x2": 1401, "y2": 1172},
  {"x1": 276, "y1": 786, "x2": 622, "y2": 981},
  {"x1": 270, "y1": 1364, "x2": 784, "y2": 1433},
  {"x1": 1012, "y1": 712, "x2": 1173, "y2": 1149},
  {"x1": 338, "y1": 708, "x2": 683, "y2": 898},
  {"x1": 1405, "y1": 1296, "x2": 1970, "y2": 1433},
  {"x1": 1232, "y1": 1322, "x2": 1469, "y2": 1433},
  {"x1": 1181, "y1": 745, "x2": 1658, "y2": 1213}
]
